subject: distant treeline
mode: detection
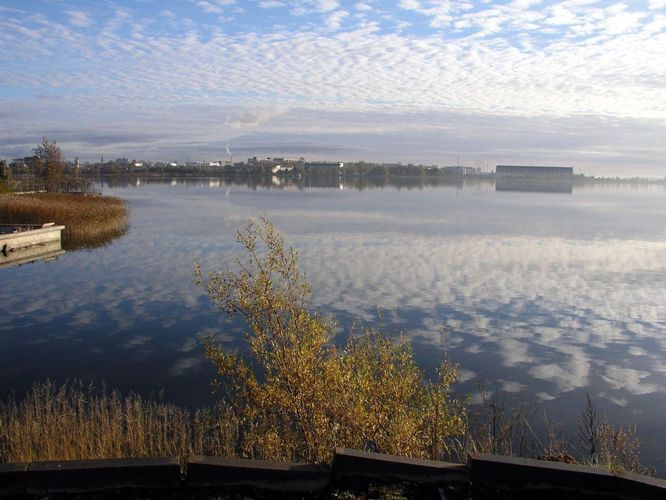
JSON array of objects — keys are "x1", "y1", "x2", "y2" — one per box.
[
  {"x1": 6, "y1": 155, "x2": 486, "y2": 178},
  {"x1": 6, "y1": 155, "x2": 664, "y2": 183},
  {"x1": 93, "y1": 163, "x2": 484, "y2": 179},
  {"x1": 85, "y1": 161, "x2": 481, "y2": 177}
]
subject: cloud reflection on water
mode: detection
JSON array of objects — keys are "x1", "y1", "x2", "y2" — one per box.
[
  {"x1": 290, "y1": 232, "x2": 666, "y2": 401},
  {"x1": 1, "y1": 181, "x2": 666, "y2": 421}
]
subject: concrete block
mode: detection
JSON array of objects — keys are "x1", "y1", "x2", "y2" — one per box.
[
  {"x1": 469, "y1": 453, "x2": 666, "y2": 499},
  {"x1": 332, "y1": 448, "x2": 467, "y2": 483},
  {"x1": 186, "y1": 455, "x2": 330, "y2": 492},
  {"x1": 26, "y1": 456, "x2": 181, "y2": 495},
  {"x1": 0, "y1": 462, "x2": 28, "y2": 497}
]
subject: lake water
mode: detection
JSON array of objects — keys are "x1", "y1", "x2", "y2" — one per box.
[{"x1": 2, "y1": 176, "x2": 665, "y2": 468}]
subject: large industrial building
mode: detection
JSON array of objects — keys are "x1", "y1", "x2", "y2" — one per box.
[{"x1": 496, "y1": 165, "x2": 574, "y2": 177}]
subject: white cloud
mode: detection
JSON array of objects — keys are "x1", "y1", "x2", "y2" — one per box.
[
  {"x1": 399, "y1": 0, "x2": 422, "y2": 10},
  {"x1": 315, "y1": 0, "x2": 340, "y2": 12},
  {"x1": 66, "y1": 10, "x2": 93, "y2": 27},
  {"x1": 324, "y1": 9, "x2": 349, "y2": 30},
  {"x1": 0, "y1": 1, "x2": 664, "y2": 172},
  {"x1": 457, "y1": 369, "x2": 477, "y2": 383},
  {"x1": 288, "y1": 0, "x2": 339, "y2": 15},
  {"x1": 399, "y1": 0, "x2": 453, "y2": 28},
  {"x1": 194, "y1": 1, "x2": 224, "y2": 15},
  {"x1": 536, "y1": 392, "x2": 556, "y2": 402},
  {"x1": 259, "y1": 0, "x2": 284, "y2": 7},
  {"x1": 168, "y1": 357, "x2": 204, "y2": 377},
  {"x1": 1, "y1": 2, "x2": 664, "y2": 121},
  {"x1": 500, "y1": 380, "x2": 528, "y2": 393},
  {"x1": 223, "y1": 107, "x2": 288, "y2": 129},
  {"x1": 354, "y1": 2, "x2": 373, "y2": 12},
  {"x1": 601, "y1": 366, "x2": 662, "y2": 395}
]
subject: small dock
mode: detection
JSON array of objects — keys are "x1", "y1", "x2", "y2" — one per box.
[{"x1": 0, "y1": 223, "x2": 65, "y2": 268}]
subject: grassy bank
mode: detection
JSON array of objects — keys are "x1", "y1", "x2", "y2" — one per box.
[
  {"x1": 0, "y1": 381, "x2": 651, "y2": 476},
  {"x1": 0, "y1": 192, "x2": 129, "y2": 249}
]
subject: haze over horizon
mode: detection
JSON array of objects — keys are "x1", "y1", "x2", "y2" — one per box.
[{"x1": 1, "y1": 1, "x2": 664, "y2": 177}]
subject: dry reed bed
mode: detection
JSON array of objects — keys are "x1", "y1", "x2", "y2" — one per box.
[
  {"x1": 0, "y1": 381, "x2": 238, "y2": 463},
  {"x1": 0, "y1": 193, "x2": 129, "y2": 249},
  {"x1": 0, "y1": 381, "x2": 650, "y2": 477}
]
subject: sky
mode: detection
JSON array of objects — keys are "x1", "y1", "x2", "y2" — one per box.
[{"x1": 0, "y1": 1, "x2": 665, "y2": 176}]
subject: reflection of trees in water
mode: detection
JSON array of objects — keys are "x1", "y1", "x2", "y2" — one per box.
[
  {"x1": 495, "y1": 177, "x2": 574, "y2": 194},
  {"x1": 93, "y1": 174, "x2": 494, "y2": 192}
]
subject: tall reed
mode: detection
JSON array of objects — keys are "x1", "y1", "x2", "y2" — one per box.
[
  {"x1": 0, "y1": 381, "x2": 651, "y2": 476},
  {"x1": 0, "y1": 381, "x2": 238, "y2": 463},
  {"x1": 0, "y1": 193, "x2": 129, "y2": 249}
]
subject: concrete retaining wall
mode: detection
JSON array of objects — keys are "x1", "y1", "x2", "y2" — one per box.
[{"x1": 1, "y1": 450, "x2": 665, "y2": 498}]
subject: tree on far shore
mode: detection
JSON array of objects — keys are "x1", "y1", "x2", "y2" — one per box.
[{"x1": 33, "y1": 137, "x2": 64, "y2": 191}]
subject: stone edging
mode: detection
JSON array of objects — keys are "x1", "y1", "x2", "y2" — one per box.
[{"x1": 1, "y1": 449, "x2": 665, "y2": 498}]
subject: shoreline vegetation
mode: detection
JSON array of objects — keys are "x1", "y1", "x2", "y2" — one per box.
[
  {"x1": 0, "y1": 193, "x2": 129, "y2": 250},
  {"x1": 4, "y1": 151, "x2": 664, "y2": 185},
  {"x1": 0, "y1": 219, "x2": 653, "y2": 477},
  {"x1": 0, "y1": 380, "x2": 650, "y2": 476},
  {"x1": 1, "y1": 139, "x2": 130, "y2": 249}
]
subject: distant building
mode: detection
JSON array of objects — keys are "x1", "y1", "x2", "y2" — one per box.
[
  {"x1": 496, "y1": 165, "x2": 573, "y2": 177},
  {"x1": 441, "y1": 166, "x2": 481, "y2": 176},
  {"x1": 272, "y1": 164, "x2": 295, "y2": 174}
]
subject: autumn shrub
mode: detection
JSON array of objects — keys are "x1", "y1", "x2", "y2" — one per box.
[{"x1": 195, "y1": 217, "x2": 465, "y2": 463}]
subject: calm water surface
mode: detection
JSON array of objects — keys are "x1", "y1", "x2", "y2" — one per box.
[{"x1": 2, "y1": 177, "x2": 665, "y2": 467}]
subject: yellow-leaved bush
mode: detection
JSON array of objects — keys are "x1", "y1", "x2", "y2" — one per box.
[{"x1": 195, "y1": 217, "x2": 464, "y2": 463}]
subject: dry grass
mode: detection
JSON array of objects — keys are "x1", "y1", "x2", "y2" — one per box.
[
  {"x1": 0, "y1": 381, "x2": 238, "y2": 463},
  {"x1": 447, "y1": 389, "x2": 652, "y2": 476},
  {"x1": 597, "y1": 422, "x2": 653, "y2": 475},
  {"x1": 0, "y1": 381, "x2": 653, "y2": 478},
  {"x1": 0, "y1": 193, "x2": 129, "y2": 250}
]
